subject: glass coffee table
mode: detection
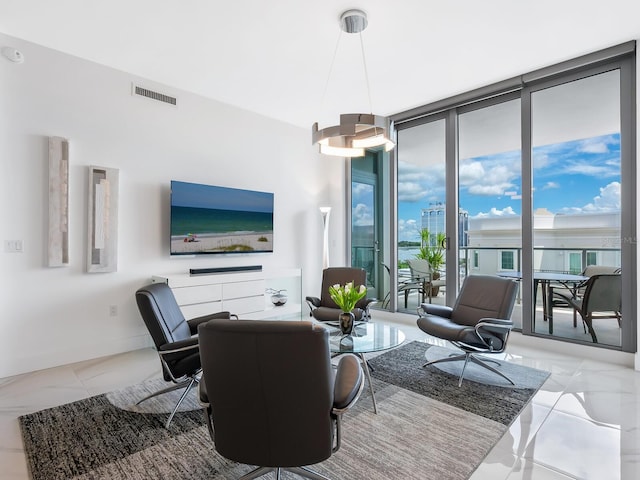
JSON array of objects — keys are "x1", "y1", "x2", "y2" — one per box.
[{"x1": 326, "y1": 321, "x2": 405, "y2": 414}]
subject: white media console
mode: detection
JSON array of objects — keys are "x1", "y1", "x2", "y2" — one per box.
[{"x1": 151, "y1": 268, "x2": 302, "y2": 320}]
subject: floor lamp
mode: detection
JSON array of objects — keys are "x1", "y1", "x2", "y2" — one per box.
[{"x1": 320, "y1": 207, "x2": 331, "y2": 269}]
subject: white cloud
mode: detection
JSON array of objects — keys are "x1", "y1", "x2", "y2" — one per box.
[
  {"x1": 352, "y1": 182, "x2": 372, "y2": 199},
  {"x1": 560, "y1": 181, "x2": 621, "y2": 213},
  {"x1": 542, "y1": 181, "x2": 559, "y2": 190},
  {"x1": 397, "y1": 161, "x2": 445, "y2": 203},
  {"x1": 398, "y1": 218, "x2": 420, "y2": 241},
  {"x1": 352, "y1": 203, "x2": 373, "y2": 226},
  {"x1": 472, "y1": 206, "x2": 518, "y2": 218},
  {"x1": 560, "y1": 163, "x2": 619, "y2": 177},
  {"x1": 533, "y1": 152, "x2": 552, "y2": 169},
  {"x1": 398, "y1": 182, "x2": 429, "y2": 202},
  {"x1": 460, "y1": 160, "x2": 519, "y2": 197},
  {"x1": 578, "y1": 137, "x2": 612, "y2": 154}
]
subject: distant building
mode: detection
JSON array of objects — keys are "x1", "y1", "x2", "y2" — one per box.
[
  {"x1": 421, "y1": 203, "x2": 469, "y2": 247},
  {"x1": 466, "y1": 210, "x2": 621, "y2": 274}
]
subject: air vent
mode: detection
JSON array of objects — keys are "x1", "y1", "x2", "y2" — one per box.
[{"x1": 132, "y1": 84, "x2": 177, "y2": 106}]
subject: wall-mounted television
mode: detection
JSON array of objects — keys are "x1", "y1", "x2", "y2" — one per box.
[{"x1": 170, "y1": 180, "x2": 274, "y2": 256}]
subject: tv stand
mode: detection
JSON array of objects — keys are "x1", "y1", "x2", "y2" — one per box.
[{"x1": 152, "y1": 268, "x2": 301, "y2": 320}]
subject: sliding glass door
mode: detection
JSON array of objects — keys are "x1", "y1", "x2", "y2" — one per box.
[
  {"x1": 351, "y1": 150, "x2": 390, "y2": 305},
  {"x1": 396, "y1": 117, "x2": 447, "y2": 311},
  {"x1": 529, "y1": 68, "x2": 623, "y2": 346},
  {"x1": 458, "y1": 96, "x2": 522, "y2": 328}
]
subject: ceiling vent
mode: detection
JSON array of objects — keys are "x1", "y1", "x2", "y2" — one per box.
[{"x1": 132, "y1": 83, "x2": 177, "y2": 106}]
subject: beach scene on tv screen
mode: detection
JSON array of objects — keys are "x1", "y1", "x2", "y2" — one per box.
[{"x1": 170, "y1": 181, "x2": 273, "y2": 255}]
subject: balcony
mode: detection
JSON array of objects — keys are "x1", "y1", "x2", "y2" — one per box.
[{"x1": 374, "y1": 246, "x2": 622, "y2": 347}]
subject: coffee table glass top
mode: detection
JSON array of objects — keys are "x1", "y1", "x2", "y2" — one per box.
[{"x1": 326, "y1": 321, "x2": 405, "y2": 354}]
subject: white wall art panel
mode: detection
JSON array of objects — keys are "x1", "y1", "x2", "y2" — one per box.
[
  {"x1": 48, "y1": 136, "x2": 69, "y2": 267},
  {"x1": 87, "y1": 166, "x2": 119, "y2": 273}
]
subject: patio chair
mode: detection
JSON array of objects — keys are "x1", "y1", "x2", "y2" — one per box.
[
  {"x1": 551, "y1": 265, "x2": 621, "y2": 329},
  {"x1": 400, "y1": 259, "x2": 446, "y2": 308},
  {"x1": 553, "y1": 273, "x2": 621, "y2": 343}
]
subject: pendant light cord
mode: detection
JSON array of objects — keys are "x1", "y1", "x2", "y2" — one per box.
[
  {"x1": 359, "y1": 32, "x2": 374, "y2": 115},
  {"x1": 319, "y1": 30, "x2": 343, "y2": 111}
]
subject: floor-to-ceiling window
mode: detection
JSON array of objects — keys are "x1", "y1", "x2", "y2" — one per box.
[{"x1": 365, "y1": 42, "x2": 636, "y2": 351}]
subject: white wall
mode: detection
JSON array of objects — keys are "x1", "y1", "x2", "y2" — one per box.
[{"x1": 0, "y1": 33, "x2": 345, "y2": 378}]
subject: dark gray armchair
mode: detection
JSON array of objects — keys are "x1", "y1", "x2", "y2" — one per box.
[
  {"x1": 417, "y1": 274, "x2": 518, "y2": 386},
  {"x1": 135, "y1": 282, "x2": 234, "y2": 428},
  {"x1": 305, "y1": 267, "x2": 376, "y2": 322},
  {"x1": 198, "y1": 319, "x2": 364, "y2": 480}
]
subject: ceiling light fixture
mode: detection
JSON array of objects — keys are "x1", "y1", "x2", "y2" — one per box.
[{"x1": 312, "y1": 9, "x2": 395, "y2": 158}]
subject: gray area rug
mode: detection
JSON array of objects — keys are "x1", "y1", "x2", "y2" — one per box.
[
  {"x1": 19, "y1": 341, "x2": 549, "y2": 480},
  {"x1": 367, "y1": 342, "x2": 550, "y2": 426}
]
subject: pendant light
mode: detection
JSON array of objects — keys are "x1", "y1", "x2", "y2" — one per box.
[{"x1": 312, "y1": 9, "x2": 395, "y2": 158}]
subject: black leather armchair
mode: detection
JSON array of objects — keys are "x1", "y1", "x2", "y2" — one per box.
[
  {"x1": 417, "y1": 274, "x2": 518, "y2": 386},
  {"x1": 305, "y1": 267, "x2": 376, "y2": 322},
  {"x1": 135, "y1": 282, "x2": 235, "y2": 428},
  {"x1": 198, "y1": 319, "x2": 364, "y2": 480}
]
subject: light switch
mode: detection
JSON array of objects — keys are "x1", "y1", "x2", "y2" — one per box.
[{"x1": 4, "y1": 240, "x2": 23, "y2": 253}]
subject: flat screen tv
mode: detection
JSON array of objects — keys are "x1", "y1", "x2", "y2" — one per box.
[{"x1": 170, "y1": 180, "x2": 274, "y2": 256}]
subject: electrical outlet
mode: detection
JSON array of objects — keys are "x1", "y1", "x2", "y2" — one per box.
[{"x1": 109, "y1": 305, "x2": 118, "y2": 317}]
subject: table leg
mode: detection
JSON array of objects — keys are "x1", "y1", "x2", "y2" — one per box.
[
  {"x1": 541, "y1": 280, "x2": 548, "y2": 323},
  {"x1": 533, "y1": 279, "x2": 538, "y2": 331},
  {"x1": 547, "y1": 285, "x2": 554, "y2": 334},
  {"x1": 358, "y1": 353, "x2": 378, "y2": 414}
]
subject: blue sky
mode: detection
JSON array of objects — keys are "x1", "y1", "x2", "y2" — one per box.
[
  {"x1": 355, "y1": 133, "x2": 621, "y2": 243},
  {"x1": 171, "y1": 180, "x2": 273, "y2": 212}
]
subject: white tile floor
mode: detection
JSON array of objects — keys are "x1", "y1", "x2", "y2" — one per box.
[{"x1": 1, "y1": 316, "x2": 639, "y2": 480}]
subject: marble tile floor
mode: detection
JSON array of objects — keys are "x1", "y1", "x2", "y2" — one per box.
[{"x1": 1, "y1": 318, "x2": 639, "y2": 480}]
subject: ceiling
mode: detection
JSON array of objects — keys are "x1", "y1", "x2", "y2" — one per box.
[{"x1": 1, "y1": 0, "x2": 639, "y2": 131}]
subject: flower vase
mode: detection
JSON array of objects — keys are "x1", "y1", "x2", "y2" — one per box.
[{"x1": 339, "y1": 311, "x2": 355, "y2": 336}]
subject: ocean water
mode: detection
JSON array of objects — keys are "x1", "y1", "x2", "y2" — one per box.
[
  {"x1": 398, "y1": 247, "x2": 420, "y2": 262},
  {"x1": 171, "y1": 206, "x2": 273, "y2": 236}
]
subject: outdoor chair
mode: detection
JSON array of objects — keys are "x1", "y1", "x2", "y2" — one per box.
[
  {"x1": 400, "y1": 258, "x2": 446, "y2": 308},
  {"x1": 551, "y1": 265, "x2": 621, "y2": 329},
  {"x1": 553, "y1": 273, "x2": 621, "y2": 343}
]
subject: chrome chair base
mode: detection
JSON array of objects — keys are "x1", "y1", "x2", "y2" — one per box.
[
  {"x1": 423, "y1": 352, "x2": 515, "y2": 387},
  {"x1": 240, "y1": 466, "x2": 330, "y2": 480},
  {"x1": 135, "y1": 375, "x2": 199, "y2": 428}
]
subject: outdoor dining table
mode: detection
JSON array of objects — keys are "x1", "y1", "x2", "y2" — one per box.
[{"x1": 497, "y1": 271, "x2": 588, "y2": 334}]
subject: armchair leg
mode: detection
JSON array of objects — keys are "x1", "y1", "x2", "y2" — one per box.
[
  {"x1": 288, "y1": 467, "x2": 331, "y2": 480},
  {"x1": 239, "y1": 466, "x2": 273, "y2": 480},
  {"x1": 422, "y1": 352, "x2": 467, "y2": 368},
  {"x1": 135, "y1": 378, "x2": 192, "y2": 405},
  {"x1": 423, "y1": 352, "x2": 515, "y2": 387},
  {"x1": 135, "y1": 376, "x2": 199, "y2": 429},
  {"x1": 469, "y1": 355, "x2": 514, "y2": 386},
  {"x1": 164, "y1": 376, "x2": 199, "y2": 428},
  {"x1": 239, "y1": 466, "x2": 330, "y2": 480}
]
